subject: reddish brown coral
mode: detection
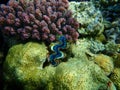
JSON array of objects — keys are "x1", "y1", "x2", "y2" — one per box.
[{"x1": 0, "y1": 0, "x2": 79, "y2": 43}]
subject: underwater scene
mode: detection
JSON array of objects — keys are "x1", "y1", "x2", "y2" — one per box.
[{"x1": 0, "y1": 0, "x2": 120, "y2": 90}]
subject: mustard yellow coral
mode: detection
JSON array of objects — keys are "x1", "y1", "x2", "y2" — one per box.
[{"x1": 94, "y1": 54, "x2": 114, "y2": 76}]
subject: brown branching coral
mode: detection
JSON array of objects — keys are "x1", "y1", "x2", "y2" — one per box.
[{"x1": 0, "y1": 0, "x2": 79, "y2": 44}]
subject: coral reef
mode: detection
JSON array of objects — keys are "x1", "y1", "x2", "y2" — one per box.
[
  {"x1": 1, "y1": 1, "x2": 120, "y2": 90},
  {"x1": 94, "y1": 54, "x2": 114, "y2": 76},
  {"x1": 69, "y1": 1, "x2": 120, "y2": 54},
  {"x1": 0, "y1": 0, "x2": 79, "y2": 44},
  {"x1": 88, "y1": 38, "x2": 120, "y2": 55},
  {"x1": 53, "y1": 57, "x2": 116, "y2": 90},
  {"x1": 114, "y1": 53, "x2": 120, "y2": 68},
  {"x1": 49, "y1": 36, "x2": 67, "y2": 66},
  {"x1": 3, "y1": 42, "x2": 50, "y2": 90},
  {"x1": 103, "y1": 3, "x2": 120, "y2": 44},
  {"x1": 92, "y1": 0, "x2": 120, "y2": 44},
  {"x1": 104, "y1": 21, "x2": 120, "y2": 44},
  {"x1": 70, "y1": 39, "x2": 116, "y2": 76},
  {"x1": 110, "y1": 68, "x2": 120, "y2": 90},
  {"x1": 104, "y1": 41, "x2": 120, "y2": 55},
  {"x1": 3, "y1": 41, "x2": 116, "y2": 90},
  {"x1": 70, "y1": 39, "x2": 90, "y2": 58},
  {"x1": 89, "y1": 39, "x2": 105, "y2": 54},
  {"x1": 69, "y1": 1, "x2": 104, "y2": 36}
]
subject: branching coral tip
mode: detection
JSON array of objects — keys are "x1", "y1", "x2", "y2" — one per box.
[{"x1": 49, "y1": 36, "x2": 67, "y2": 66}]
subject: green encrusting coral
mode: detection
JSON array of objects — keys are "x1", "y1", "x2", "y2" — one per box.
[
  {"x1": 3, "y1": 41, "x2": 116, "y2": 90},
  {"x1": 69, "y1": 2, "x2": 104, "y2": 36},
  {"x1": 3, "y1": 42, "x2": 55, "y2": 90},
  {"x1": 110, "y1": 68, "x2": 120, "y2": 90}
]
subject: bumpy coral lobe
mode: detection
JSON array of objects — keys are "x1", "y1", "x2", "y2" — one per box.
[{"x1": 0, "y1": 0, "x2": 79, "y2": 43}]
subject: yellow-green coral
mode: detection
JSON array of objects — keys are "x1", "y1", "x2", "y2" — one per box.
[
  {"x1": 94, "y1": 54, "x2": 114, "y2": 76},
  {"x1": 110, "y1": 68, "x2": 120, "y2": 90},
  {"x1": 3, "y1": 41, "x2": 116, "y2": 90}
]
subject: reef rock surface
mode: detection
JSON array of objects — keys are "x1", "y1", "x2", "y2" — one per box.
[
  {"x1": 3, "y1": 41, "x2": 116, "y2": 90},
  {"x1": 69, "y1": 2, "x2": 104, "y2": 36}
]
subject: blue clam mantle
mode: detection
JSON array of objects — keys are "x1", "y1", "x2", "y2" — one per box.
[{"x1": 49, "y1": 36, "x2": 67, "y2": 66}]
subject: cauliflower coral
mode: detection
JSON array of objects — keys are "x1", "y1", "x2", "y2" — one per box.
[{"x1": 0, "y1": 0, "x2": 79, "y2": 44}]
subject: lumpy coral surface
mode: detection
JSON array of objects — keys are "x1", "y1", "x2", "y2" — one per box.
[{"x1": 0, "y1": 0, "x2": 79, "y2": 43}]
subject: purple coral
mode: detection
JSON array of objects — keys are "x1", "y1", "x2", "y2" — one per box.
[{"x1": 0, "y1": 0, "x2": 79, "y2": 43}]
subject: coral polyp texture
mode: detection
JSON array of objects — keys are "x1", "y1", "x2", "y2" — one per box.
[{"x1": 0, "y1": 0, "x2": 79, "y2": 43}]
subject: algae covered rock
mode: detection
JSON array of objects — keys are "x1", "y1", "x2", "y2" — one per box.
[
  {"x1": 89, "y1": 40, "x2": 105, "y2": 54},
  {"x1": 94, "y1": 54, "x2": 114, "y2": 76},
  {"x1": 3, "y1": 42, "x2": 56, "y2": 90},
  {"x1": 70, "y1": 39, "x2": 90, "y2": 58},
  {"x1": 54, "y1": 39, "x2": 116, "y2": 90},
  {"x1": 70, "y1": 39, "x2": 105, "y2": 55},
  {"x1": 105, "y1": 41, "x2": 120, "y2": 54},
  {"x1": 3, "y1": 41, "x2": 116, "y2": 90},
  {"x1": 70, "y1": 39, "x2": 114, "y2": 76},
  {"x1": 114, "y1": 53, "x2": 120, "y2": 68},
  {"x1": 110, "y1": 68, "x2": 120, "y2": 90},
  {"x1": 69, "y1": 2, "x2": 104, "y2": 36},
  {"x1": 92, "y1": 0, "x2": 120, "y2": 44},
  {"x1": 53, "y1": 57, "x2": 112, "y2": 90}
]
